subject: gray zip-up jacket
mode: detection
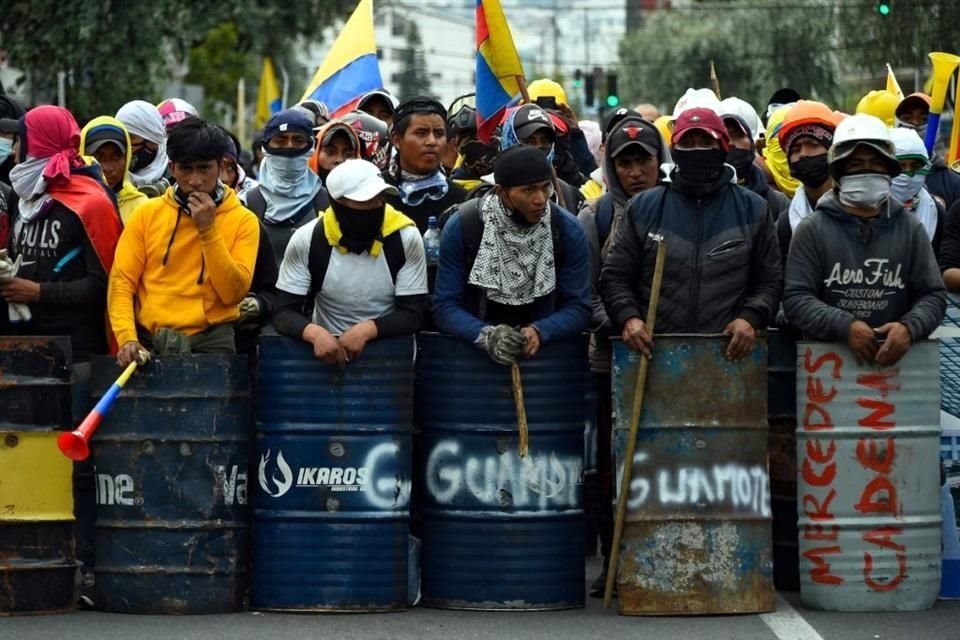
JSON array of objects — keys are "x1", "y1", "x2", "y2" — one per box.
[{"x1": 783, "y1": 191, "x2": 946, "y2": 341}]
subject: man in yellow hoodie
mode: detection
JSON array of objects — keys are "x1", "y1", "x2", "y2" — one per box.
[
  {"x1": 273, "y1": 159, "x2": 428, "y2": 364},
  {"x1": 109, "y1": 117, "x2": 260, "y2": 367},
  {"x1": 79, "y1": 116, "x2": 149, "y2": 224}
]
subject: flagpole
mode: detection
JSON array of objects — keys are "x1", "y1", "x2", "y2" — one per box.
[
  {"x1": 280, "y1": 65, "x2": 290, "y2": 109},
  {"x1": 516, "y1": 75, "x2": 531, "y2": 104}
]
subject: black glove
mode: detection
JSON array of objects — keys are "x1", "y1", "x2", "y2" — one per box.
[{"x1": 477, "y1": 324, "x2": 527, "y2": 366}]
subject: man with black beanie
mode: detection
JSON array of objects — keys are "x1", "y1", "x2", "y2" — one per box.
[
  {"x1": 433, "y1": 145, "x2": 590, "y2": 365},
  {"x1": 384, "y1": 96, "x2": 466, "y2": 233}
]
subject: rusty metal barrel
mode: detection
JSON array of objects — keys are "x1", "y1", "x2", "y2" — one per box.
[
  {"x1": 417, "y1": 333, "x2": 587, "y2": 610},
  {"x1": 767, "y1": 330, "x2": 800, "y2": 590},
  {"x1": 797, "y1": 341, "x2": 941, "y2": 612},
  {"x1": 91, "y1": 355, "x2": 251, "y2": 614},
  {"x1": 252, "y1": 334, "x2": 414, "y2": 612},
  {"x1": 0, "y1": 337, "x2": 77, "y2": 615},
  {"x1": 611, "y1": 335, "x2": 774, "y2": 615},
  {"x1": 583, "y1": 375, "x2": 600, "y2": 556}
]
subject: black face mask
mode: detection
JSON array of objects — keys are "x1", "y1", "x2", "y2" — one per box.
[
  {"x1": 331, "y1": 200, "x2": 385, "y2": 254},
  {"x1": 674, "y1": 148, "x2": 726, "y2": 183},
  {"x1": 726, "y1": 148, "x2": 755, "y2": 182},
  {"x1": 788, "y1": 154, "x2": 831, "y2": 189},
  {"x1": 460, "y1": 138, "x2": 499, "y2": 177},
  {"x1": 130, "y1": 146, "x2": 158, "y2": 173}
]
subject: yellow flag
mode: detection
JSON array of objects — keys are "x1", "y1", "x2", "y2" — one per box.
[{"x1": 255, "y1": 58, "x2": 282, "y2": 130}]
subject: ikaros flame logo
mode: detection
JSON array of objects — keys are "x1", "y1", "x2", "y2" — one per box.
[{"x1": 258, "y1": 450, "x2": 294, "y2": 498}]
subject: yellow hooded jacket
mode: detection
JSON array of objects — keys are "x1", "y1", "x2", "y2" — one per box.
[
  {"x1": 79, "y1": 116, "x2": 149, "y2": 224},
  {"x1": 108, "y1": 185, "x2": 260, "y2": 346},
  {"x1": 762, "y1": 105, "x2": 801, "y2": 198}
]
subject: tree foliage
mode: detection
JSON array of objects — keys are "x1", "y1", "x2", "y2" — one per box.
[{"x1": 0, "y1": 0, "x2": 352, "y2": 122}]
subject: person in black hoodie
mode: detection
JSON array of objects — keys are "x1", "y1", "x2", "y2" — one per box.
[
  {"x1": 783, "y1": 114, "x2": 946, "y2": 366},
  {"x1": 384, "y1": 96, "x2": 467, "y2": 233},
  {"x1": 577, "y1": 115, "x2": 670, "y2": 596},
  {"x1": 601, "y1": 107, "x2": 782, "y2": 361}
]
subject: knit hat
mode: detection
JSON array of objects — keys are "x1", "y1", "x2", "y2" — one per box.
[
  {"x1": 782, "y1": 123, "x2": 834, "y2": 156},
  {"x1": 494, "y1": 145, "x2": 553, "y2": 187},
  {"x1": 263, "y1": 108, "x2": 315, "y2": 143}
]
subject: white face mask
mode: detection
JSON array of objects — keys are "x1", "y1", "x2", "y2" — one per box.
[
  {"x1": 890, "y1": 173, "x2": 926, "y2": 205},
  {"x1": 837, "y1": 173, "x2": 891, "y2": 210}
]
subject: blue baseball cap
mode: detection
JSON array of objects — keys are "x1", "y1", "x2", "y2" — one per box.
[{"x1": 263, "y1": 109, "x2": 314, "y2": 143}]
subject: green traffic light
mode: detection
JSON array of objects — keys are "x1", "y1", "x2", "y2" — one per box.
[
  {"x1": 878, "y1": 2, "x2": 891, "y2": 14},
  {"x1": 573, "y1": 80, "x2": 583, "y2": 89},
  {"x1": 606, "y1": 95, "x2": 620, "y2": 107}
]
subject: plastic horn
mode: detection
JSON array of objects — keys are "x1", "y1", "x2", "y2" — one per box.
[
  {"x1": 923, "y1": 52, "x2": 960, "y2": 155},
  {"x1": 57, "y1": 361, "x2": 138, "y2": 461}
]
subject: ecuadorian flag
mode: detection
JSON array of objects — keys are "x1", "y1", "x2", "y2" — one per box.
[
  {"x1": 476, "y1": 0, "x2": 525, "y2": 142},
  {"x1": 255, "y1": 58, "x2": 282, "y2": 130},
  {"x1": 300, "y1": 0, "x2": 384, "y2": 117}
]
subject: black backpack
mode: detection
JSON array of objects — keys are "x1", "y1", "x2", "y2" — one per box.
[
  {"x1": 244, "y1": 186, "x2": 330, "y2": 227},
  {"x1": 304, "y1": 213, "x2": 407, "y2": 303}
]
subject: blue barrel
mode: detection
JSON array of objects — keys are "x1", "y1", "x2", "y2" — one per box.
[
  {"x1": 417, "y1": 333, "x2": 587, "y2": 610},
  {"x1": 0, "y1": 337, "x2": 76, "y2": 615},
  {"x1": 583, "y1": 376, "x2": 599, "y2": 556},
  {"x1": 768, "y1": 330, "x2": 800, "y2": 591},
  {"x1": 91, "y1": 355, "x2": 251, "y2": 614},
  {"x1": 612, "y1": 335, "x2": 774, "y2": 615},
  {"x1": 252, "y1": 335, "x2": 414, "y2": 611},
  {"x1": 797, "y1": 341, "x2": 941, "y2": 611}
]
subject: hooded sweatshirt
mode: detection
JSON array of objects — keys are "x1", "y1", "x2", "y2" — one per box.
[
  {"x1": 783, "y1": 192, "x2": 946, "y2": 341},
  {"x1": 108, "y1": 185, "x2": 260, "y2": 346},
  {"x1": 80, "y1": 116, "x2": 149, "y2": 224},
  {"x1": 577, "y1": 120, "x2": 672, "y2": 371}
]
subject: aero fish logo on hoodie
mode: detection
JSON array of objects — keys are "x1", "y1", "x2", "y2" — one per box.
[{"x1": 823, "y1": 258, "x2": 906, "y2": 318}]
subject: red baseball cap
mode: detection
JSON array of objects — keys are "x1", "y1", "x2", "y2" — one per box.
[{"x1": 672, "y1": 107, "x2": 729, "y2": 150}]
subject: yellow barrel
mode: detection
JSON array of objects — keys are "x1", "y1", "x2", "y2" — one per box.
[{"x1": 0, "y1": 337, "x2": 77, "y2": 615}]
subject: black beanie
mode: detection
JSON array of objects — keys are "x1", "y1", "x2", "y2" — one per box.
[{"x1": 494, "y1": 145, "x2": 553, "y2": 187}]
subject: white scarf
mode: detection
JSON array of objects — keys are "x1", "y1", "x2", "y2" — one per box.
[
  {"x1": 116, "y1": 100, "x2": 169, "y2": 187},
  {"x1": 906, "y1": 188, "x2": 939, "y2": 243},
  {"x1": 9, "y1": 156, "x2": 53, "y2": 224},
  {"x1": 467, "y1": 194, "x2": 556, "y2": 306}
]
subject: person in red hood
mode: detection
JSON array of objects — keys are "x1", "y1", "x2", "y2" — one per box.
[{"x1": 1, "y1": 105, "x2": 122, "y2": 362}]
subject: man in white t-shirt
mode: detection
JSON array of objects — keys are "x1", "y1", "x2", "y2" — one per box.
[{"x1": 272, "y1": 159, "x2": 428, "y2": 364}]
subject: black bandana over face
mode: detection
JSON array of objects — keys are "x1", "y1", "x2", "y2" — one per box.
[{"x1": 331, "y1": 199, "x2": 385, "y2": 254}]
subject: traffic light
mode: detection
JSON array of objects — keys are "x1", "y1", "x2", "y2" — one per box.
[
  {"x1": 573, "y1": 69, "x2": 583, "y2": 89},
  {"x1": 606, "y1": 72, "x2": 620, "y2": 108},
  {"x1": 585, "y1": 72, "x2": 595, "y2": 107},
  {"x1": 876, "y1": 1, "x2": 891, "y2": 15}
]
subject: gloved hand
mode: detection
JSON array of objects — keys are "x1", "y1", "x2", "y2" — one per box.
[
  {"x1": 477, "y1": 324, "x2": 527, "y2": 366},
  {"x1": 0, "y1": 249, "x2": 31, "y2": 323},
  {"x1": 238, "y1": 295, "x2": 261, "y2": 324}
]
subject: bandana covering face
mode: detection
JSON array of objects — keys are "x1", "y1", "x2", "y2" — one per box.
[
  {"x1": 257, "y1": 150, "x2": 322, "y2": 224},
  {"x1": 467, "y1": 193, "x2": 556, "y2": 306},
  {"x1": 116, "y1": 100, "x2": 169, "y2": 186}
]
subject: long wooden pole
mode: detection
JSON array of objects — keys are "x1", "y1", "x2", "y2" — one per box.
[
  {"x1": 516, "y1": 75, "x2": 531, "y2": 104},
  {"x1": 604, "y1": 237, "x2": 667, "y2": 609},
  {"x1": 511, "y1": 363, "x2": 529, "y2": 458}
]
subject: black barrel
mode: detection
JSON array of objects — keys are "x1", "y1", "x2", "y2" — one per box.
[
  {"x1": 0, "y1": 337, "x2": 76, "y2": 615},
  {"x1": 91, "y1": 355, "x2": 251, "y2": 614},
  {"x1": 768, "y1": 330, "x2": 800, "y2": 591},
  {"x1": 252, "y1": 335, "x2": 414, "y2": 611},
  {"x1": 418, "y1": 333, "x2": 587, "y2": 610}
]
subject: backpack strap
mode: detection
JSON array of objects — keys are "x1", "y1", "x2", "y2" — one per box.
[
  {"x1": 456, "y1": 198, "x2": 484, "y2": 275},
  {"x1": 595, "y1": 193, "x2": 615, "y2": 248},
  {"x1": 247, "y1": 186, "x2": 328, "y2": 226},
  {"x1": 382, "y1": 230, "x2": 406, "y2": 285},
  {"x1": 306, "y1": 217, "x2": 332, "y2": 307},
  {"x1": 244, "y1": 186, "x2": 267, "y2": 220}
]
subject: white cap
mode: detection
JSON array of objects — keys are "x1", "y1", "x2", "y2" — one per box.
[
  {"x1": 326, "y1": 159, "x2": 399, "y2": 201},
  {"x1": 672, "y1": 88, "x2": 721, "y2": 119},
  {"x1": 888, "y1": 126, "x2": 929, "y2": 160}
]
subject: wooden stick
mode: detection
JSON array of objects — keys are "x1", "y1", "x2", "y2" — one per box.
[
  {"x1": 516, "y1": 74, "x2": 531, "y2": 104},
  {"x1": 511, "y1": 362, "x2": 529, "y2": 458},
  {"x1": 709, "y1": 60, "x2": 721, "y2": 100},
  {"x1": 604, "y1": 237, "x2": 667, "y2": 609}
]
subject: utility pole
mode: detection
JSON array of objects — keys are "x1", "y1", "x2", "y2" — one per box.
[
  {"x1": 583, "y1": 8, "x2": 590, "y2": 74},
  {"x1": 553, "y1": 0, "x2": 560, "y2": 75}
]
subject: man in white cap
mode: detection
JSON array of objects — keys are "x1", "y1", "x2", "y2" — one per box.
[{"x1": 272, "y1": 159, "x2": 428, "y2": 364}]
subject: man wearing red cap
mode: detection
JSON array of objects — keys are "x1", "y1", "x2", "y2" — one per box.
[{"x1": 601, "y1": 107, "x2": 782, "y2": 361}]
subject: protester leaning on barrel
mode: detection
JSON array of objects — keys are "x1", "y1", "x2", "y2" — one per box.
[
  {"x1": 108, "y1": 117, "x2": 260, "y2": 366},
  {"x1": 273, "y1": 159, "x2": 428, "y2": 365},
  {"x1": 383, "y1": 96, "x2": 466, "y2": 233},
  {"x1": 600, "y1": 107, "x2": 783, "y2": 362},
  {"x1": 576, "y1": 115, "x2": 670, "y2": 596},
  {"x1": 432, "y1": 145, "x2": 590, "y2": 365},
  {"x1": 783, "y1": 114, "x2": 946, "y2": 366}
]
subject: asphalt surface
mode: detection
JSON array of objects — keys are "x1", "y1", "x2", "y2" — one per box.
[{"x1": 3, "y1": 558, "x2": 958, "y2": 640}]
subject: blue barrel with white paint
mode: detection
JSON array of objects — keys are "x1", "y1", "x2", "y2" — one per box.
[
  {"x1": 252, "y1": 335, "x2": 414, "y2": 612},
  {"x1": 91, "y1": 355, "x2": 251, "y2": 614},
  {"x1": 612, "y1": 335, "x2": 774, "y2": 615},
  {"x1": 417, "y1": 333, "x2": 587, "y2": 610},
  {"x1": 797, "y1": 341, "x2": 941, "y2": 612}
]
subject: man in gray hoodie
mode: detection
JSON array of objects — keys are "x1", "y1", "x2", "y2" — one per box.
[
  {"x1": 783, "y1": 114, "x2": 946, "y2": 366},
  {"x1": 577, "y1": 116, "x2": 670, "y2": 596}
]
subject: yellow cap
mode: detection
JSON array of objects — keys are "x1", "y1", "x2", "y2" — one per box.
[
  {"x1": 855, "y1": 90, "x2": 900, "y2": 127},
  {"x1": 527, "y1": 79, "x2": 568, "y2": 106},
  {"x1": 654, "y1": 115, "x2": 673, "y2": 146}
]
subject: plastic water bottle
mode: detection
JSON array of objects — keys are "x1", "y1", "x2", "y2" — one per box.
[{"x1": 423, "y1": 216, "x2": 441, "y2": 266}]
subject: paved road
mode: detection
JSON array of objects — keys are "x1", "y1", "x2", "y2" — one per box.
[{"x1": 4, "y1": 559, "x2": 958, "y2": 640}]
